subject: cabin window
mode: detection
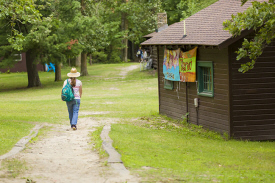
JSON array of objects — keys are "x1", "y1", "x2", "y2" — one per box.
[
  {"x1": 13, "y1": 53, "x2": 22, "y2": 61},
  {"x1": 164, "y1": 79, "x2": 173, "y2": 90},
  {"x1": 197, "y1": 61, "x2": 214, "y2": 97}
]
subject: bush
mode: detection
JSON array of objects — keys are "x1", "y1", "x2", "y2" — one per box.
[{"x1": 92, "y1": 51, "x2": 107, "y2": 63}]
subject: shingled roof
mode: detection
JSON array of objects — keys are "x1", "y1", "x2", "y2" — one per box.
[
  {"x1": 141, "y1": 0, "x2": 265, "y2": 47},
  {"x1": 143, "y1": 32, "x2": 157, "y2": 38}
]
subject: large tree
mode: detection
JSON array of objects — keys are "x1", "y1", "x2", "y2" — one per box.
[
  {"x1": 162, "y1": 0, "x2": 218, "y2": 25},
  {"x1": 94, "y1": 0, "x2": 161, "y2": 63},
  {"x1": 41, "y1": 0, "x2": 84, "y2": 81},
  {"x1": 0, "y1": 0, "x2": 86, "y2": 85},
  {"x1": 223, "y1": 0, "x2": 275, "y2": 73},
  {"x1": 0, "y1": 0, "x2": 43, "y2": 87}
]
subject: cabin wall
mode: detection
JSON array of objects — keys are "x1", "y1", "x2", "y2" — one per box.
[
  {"x1": 229, "y1": 39, "x2": 275, "y2": 141},
  {"x1": 158, "y1": 46, "x2": 230, "y2": 134},
  {"x1": 151, "y1": 46, "x2": 158, "y2": 69},
  {"x1": 0, "y1": 53, "x2": 44, "y2": 73}
]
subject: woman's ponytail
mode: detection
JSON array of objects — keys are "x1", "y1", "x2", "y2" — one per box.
[{"x1": 70, "y1": 77, "x2": 76, "y2": 87}]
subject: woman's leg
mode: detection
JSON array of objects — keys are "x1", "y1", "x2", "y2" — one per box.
[
  {"x1": 66, "y1": 101, "x2": 74, "y2": 126},
  {"x1": 71, "y1": 99, "x2": 81, "y2": 126}
]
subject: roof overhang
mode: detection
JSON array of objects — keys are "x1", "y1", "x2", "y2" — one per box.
[{"x1": 218, "y1": 29, "x2": 255, "y2": 49}]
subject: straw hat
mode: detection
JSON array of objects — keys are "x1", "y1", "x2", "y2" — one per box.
[{"x1": 67, "y1": 68, "x2": 80, "y2": 77}]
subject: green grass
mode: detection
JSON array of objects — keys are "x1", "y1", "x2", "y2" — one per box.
[
  {"x1": 0, "y1": 122, "x2": 34, "y2": 155},
  {"x1": 0, "y1": 158, "x2": 27, "y2": 178},
  {"x1": 1, "y1": 62, "x2": 275, "y2": 182},
  {"x1": 90, "y1": 126, "x2": 108, "y2": 158},
  {"x1": 109, "y1": 117, "x2": 275, "y2": 182},
  {"x1": 0, "y1": 62, "x2": 158, "y2": 155}
]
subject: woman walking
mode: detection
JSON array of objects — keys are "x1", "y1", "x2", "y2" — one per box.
[{"x1": 63, "y1": 68, "x2": 82, "y2": 130}]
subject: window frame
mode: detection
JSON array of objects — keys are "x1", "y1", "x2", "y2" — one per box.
[
  {"x1": 13, "y1": 53, "x2": 22, "y2": 62},
  {"x1": 197, "y1": 61, "x2": 214, "y2": 97}
]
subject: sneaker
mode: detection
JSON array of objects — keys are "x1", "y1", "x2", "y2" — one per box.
[{"x1": 72, "y1": 125, "x2": 77, "y2": 130}]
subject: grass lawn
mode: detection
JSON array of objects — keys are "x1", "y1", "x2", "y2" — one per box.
[
  {"x1": 1, "y1": 62, "x2": 274, "y2": 182},
  {"x1": 110, "y1": 118, "x2": 275, "y2": 182},
  {"x1": 0, "y1": 62, "x2": 158, "y2": 155}
]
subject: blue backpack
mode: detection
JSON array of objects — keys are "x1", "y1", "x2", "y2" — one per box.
[{"x1": 61, "y1": 79, "x2": 75, "y2": 101}]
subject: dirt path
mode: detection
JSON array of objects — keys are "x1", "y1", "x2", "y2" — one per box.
[
  {"x1": 0, "y1": 65, "x2": 141, "y2": 183},
  {"x1": 1, "y1": 118, "x2": 139, "y2": 183},
  {"x1": 119, "y1": 65, "x2": 139, "y2": 78}
]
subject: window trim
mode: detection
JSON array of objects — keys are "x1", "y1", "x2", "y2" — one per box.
[
  {"x1": 13, "y1": 53, "x2": 22, "y2": 62},
  {"x1": 197, "y1": 61, "x2": 214, "y2": 97}
]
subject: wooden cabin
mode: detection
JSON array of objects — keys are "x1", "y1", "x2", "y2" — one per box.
[
  {"x1": 141, "y1": 0, "x2": 275, "y2": 141},
  {"x1": 0, "y1": 53, "x2": 44, "y2": 73},
  {"x1": 143, "y1": 33, "x2": 158, "y2": 70}
]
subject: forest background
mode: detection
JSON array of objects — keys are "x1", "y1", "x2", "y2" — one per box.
[{"x1": 0, "y1": 0, "x2": 218, "y2": 87}]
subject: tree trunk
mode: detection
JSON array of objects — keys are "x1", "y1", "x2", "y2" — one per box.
[
  {"x1": 81, "y1": 52, "x2": 88, "y2": 76},
  {"x1": 76, "y1": 54, "x2": 81, "y2": 67},
  {"x1": 107, "y1": 45, "x2": 113, "y2": 61},
  {"x1": 89, "y1": 54, "x2": 92, "y2": 65},
  {"x1": 26, "y1": 49, "x2": 41, "y2": 87},
  {"x1": 131, "y1": 41, "x2": 135, "y2": 62},
  {"x1": 121, "y1": 1, "x2": 128, "y2": 62},
  {"x1": 55, "y1": 63, "x2": 62, "y2": 81}
]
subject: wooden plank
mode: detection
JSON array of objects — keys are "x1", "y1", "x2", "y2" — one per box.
[
  {"x1": 187, "y1": 113, "x2": 229, "y2": 133},
  {"x1": 232, "y1": 98, "x2": 275, "y2": 105},
  {"x1": 232, "y1": 88, "x2": 275, "y2": 95},
  {"x1": 214, "y1": 83, "x2": 229, "y2": 91},
  {"x1": 233, "y1": 119, "x2": 275, "y2": 126},
  {"x1": 159, "y1": 95, "x2": 186, "y2": 105},
  {"x1": 159, "y1": 102, "x2": 186, "y2": 113},
  {"x1": 214, "y1": 77, "x2": 229, "y2": 83},
  {"x1": 232, "y1": 83, "x2": 275, "y2": 90},
  {"x1": 159, "y1": 106, "x2": 186, "y2": 119},
  {"x1": 233, "y1": 109, "x2": 275, "y2": 116},
  {"x1": 232, "y1": 68, "x2": 275, "y2": 74},
  {"x1": 194, "y1": 105, "x2": 229, "y2": 117},
  {"x1": 263, "y1": 46, "x2": 275, "y2": 52},
  {"x1": 160, "y1": 100, "x2": 187, "y2": 111},
  {"x1": 187, "y1": 94, "x2": 229, "y2": 105},
  {"x1": 232, "y1": 113, "x2": 275, "y2": 121},
  {"x1": 232, "y1": 77, "x2": 275, "y2": 84},
  {"x1": 188, "y1": 108, "x2": 229, "y2": 121},
  {"x1": 159, "y1": 90, "x2": 186, "y2": 99},
  {"x1": 232, "y1": 93, "x2": 275, "y2": 100},
  {"x1": 213, "y1": 88, "x2": 229, "y2": 95},
  {"x1": 231, "y1": 59, "x2": 275, "y2": 66},
  {"x1": 214, "y1": 69, "x2": 228, "y2": 75},
  {"x1": 232, "y1": 103, "x2": 275, "y2": 110},
  {"x1": 197, "y1": 101, "x2": 229, "y2": 111},
  {"x1": 233, "y1": 129, "x2": 275, "y2": 137},
  {"x1": 233, "y1": 124, "x2": 275, "y2": 131}
]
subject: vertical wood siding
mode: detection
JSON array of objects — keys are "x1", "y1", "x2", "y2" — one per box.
[
  {"x1": 152, "y1": 46, "x2": 158, "y2": 69},
  {"x1": 158, "y1": 46, "x2": 187, "y2": 119},
  {"x1": 230, "y1": 39, "x2": 275, "y2": 141},
  {"x1": 158, "y1": 46, "x2": 230, "y2": 134}
]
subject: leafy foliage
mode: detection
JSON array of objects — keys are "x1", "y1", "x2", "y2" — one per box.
[
  {"x1": 223, "y1": 0, "x2": 275, "y2": 73},
  {"x1": 162, "y1": 0, "x2": 218, "y2": 25}
]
